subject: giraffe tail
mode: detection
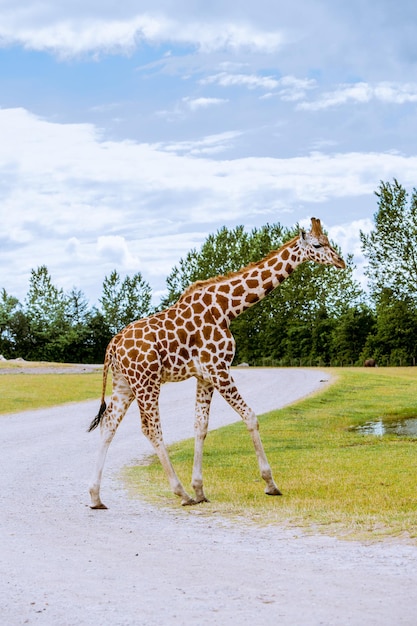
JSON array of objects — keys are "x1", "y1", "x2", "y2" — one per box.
[
  {"x1": 87, "y1": 336, "x2": 115, "y2": 432},
  {"x1": 87, "y1": 401, "x2": 107, "y2": 432}
]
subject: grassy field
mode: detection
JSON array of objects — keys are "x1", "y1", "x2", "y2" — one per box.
[
  {"x1": 0, "y1": 363, "x2": 107, "y2": 413},
  {"x1": 125, "y1": 368, "x2": 417, "y2": 542}
]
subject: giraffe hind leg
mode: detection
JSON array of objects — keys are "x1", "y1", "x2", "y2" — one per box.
[
  {"x1": 89, "y1": 427, "x2": 112, "y2": 509},
  {"x1": 153, "y1": 439, "x2": 197, "y2": 506},
  {"x1": 138, "y1": 395, "x2": 196, "y2": 505},
  {"x1": 144, "y1": 429, "x2": 197, "y2": 505},
  {"x1": 190, "y1": 379, "x2": 214, "y2": 503},
  {"x1": 89, "y1": 372, "x2": 134, "y2": 509}
]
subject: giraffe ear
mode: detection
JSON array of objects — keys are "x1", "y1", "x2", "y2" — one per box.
[{"x1": 300, "y1": 228, "x2": 307, "y2": 241}]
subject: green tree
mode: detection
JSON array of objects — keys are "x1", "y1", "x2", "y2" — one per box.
[
  {"x1": 0, "y1": 289, "x2": 22, "y2": 358},
  {"x1": 361, "y1": 289, "x2": 417, "y2": 365},
  {"x1": 83, "y1": 309, "x2": 113, "y2": 363},
  {"x1": 330, "y1": 305, "x2": 376, "y2": 365},
  {"x1": 19, "y1": 267, "x2": 98, "y2": 362},
  {"x1": 100, "y1": 270, "x2": 152, "y2": 335},
  {"x1": 66, "y1": 288, "x2": 89, "y2": 326},
  {"x1": 23, "y1": 266, "x2": 68, "y2": 360},
  {"x1": 54, "y1": 289, "x2": 92, "y2": 363},
  {"x1": 360, "y1": 179, "x2": 417, "y2": 303},
  {"x1": 25, "y1": 265, "x2": 66, "y2": 331}
]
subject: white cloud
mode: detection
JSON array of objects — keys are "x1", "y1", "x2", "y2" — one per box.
[
  {"x1": 299, "y1": 81, "x2": 417, "y2": 111},
  {"x1": 128, "y1": 231, "x2": 207, "y2": 279},
  {"x1": 66, "y1": 237, "x2": 81, "y2": 256},
  {"x1": 0, "y1": 10, "x2": 284, "y2": 57},
  {"x1": 298, "y1": 83, "x2": 372, "y2": 110},
  {"x1": 156, "y1": 97, "x2": 228, "y2": 122},
  {"x1": 327, "y1": 219, "x2": 374, "y2": 290},
  {"x1": 328, "y1": 219, "x2": 373, "y2": 257},
  {"x1": 275, "y1": 76, "x2": 317, "y2": 102},
  {"x1": 174, "y1": 21, "x2": 285, "y2": 54},
  {"x1": 4, "y1": 108, "x2": 417, "y2": 209},
  {"x1": 2, "y1": 106, "x2": 417, "y2": 303},
  {"x1": 201, "y1": 72, "x2": 280, "y2": 90},
  {"x1": 182, "y1": 97, "x2": 228, "y2": 111},
  {"x1": 159, "y1": 131, "x2": 242, "y2": 156},
  {"x1": 202, "y1": 72, "x2": 316, "y2": 102},
  {"x1": 374, "y1": 82, "x2": 417, "y2": 104},
  {"x1": 2, "y1": 107, "x2": 417, "y2": 230},
  {"x1": 96, "y1": 235, "x2": 140, "y2": 269}
]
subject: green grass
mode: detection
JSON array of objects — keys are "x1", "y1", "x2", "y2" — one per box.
[
  {"x1": 125, "y1": 368, "x2": 417, "y2": 542},
  {"x1": 0, "y1": 369, "x2": 106, "y2": 413}
]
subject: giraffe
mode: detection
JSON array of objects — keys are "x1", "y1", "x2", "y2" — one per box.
[{"x1": 88, "y1": 217, "x2": 345, "y2": 509}]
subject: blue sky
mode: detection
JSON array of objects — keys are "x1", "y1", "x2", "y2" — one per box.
[{"x1": 1, "y1": 0, "x2": 417, "y2": 306}]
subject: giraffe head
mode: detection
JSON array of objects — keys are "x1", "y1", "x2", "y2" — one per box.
[{"x1": 299, "y1": 217, "x2": 345, "y2": 269}]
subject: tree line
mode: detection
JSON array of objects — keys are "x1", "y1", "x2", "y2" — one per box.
[
  {"x1": 0, "y1": 269, "x2": 152, "y2": 364},
  {"x1": 1, "y1": 180, "x2": 417, "y2": 366}
]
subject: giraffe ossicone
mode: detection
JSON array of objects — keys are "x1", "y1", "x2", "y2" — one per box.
[{"x1": 88, "y1": 217, "x2": 345, "y2": 509}]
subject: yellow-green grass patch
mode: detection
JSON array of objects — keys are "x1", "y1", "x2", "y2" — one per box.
[
  {"x1": 125, "y1": 368, "x2": 417, "y2": 542},
  {"x1": 0, "y1": 360, "x2": 71, "y2": 371},
  {"x1": 0, "y1": 370, "x2": 110, "y2": 414}
]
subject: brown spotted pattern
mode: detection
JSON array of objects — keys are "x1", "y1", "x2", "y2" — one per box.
[{"x1": 89, "y1": 217, "x2": 345, "y2": 509}]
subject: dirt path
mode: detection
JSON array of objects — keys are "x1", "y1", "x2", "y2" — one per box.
[{"x1": 1, "y1": 368, "x2": 416, "y2": 625}]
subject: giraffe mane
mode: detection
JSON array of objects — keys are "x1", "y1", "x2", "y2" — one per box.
[{"x1": 178, "y1": 234, "x2": 301, "y2": 302}]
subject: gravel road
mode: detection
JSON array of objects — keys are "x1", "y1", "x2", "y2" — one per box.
[{"x1": 1, "y1": 368, "x2": 416, "y2": 625}]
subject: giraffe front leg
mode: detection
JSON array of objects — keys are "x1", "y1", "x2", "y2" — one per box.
[
  {"x1": 191, "y1": 380, "x2": 214, "y2": 503},
  {"x1": 212, "y1": 369, "x2": 282, "y2": 496},
  {"x1": 246, "y1": 413, "x2": 282, "y2": 496}
]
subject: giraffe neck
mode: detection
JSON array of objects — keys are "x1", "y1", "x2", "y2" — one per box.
[{"x1": 212, "y1": 236, "x2": 304, "y2": 322}]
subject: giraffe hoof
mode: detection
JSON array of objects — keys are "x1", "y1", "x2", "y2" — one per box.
[
  {"x1": 265, "y1": 487, "x2": 282, "y2": 496},
  {"x1": 90, "y1": 503, "x2": 108, "y2": 509},
  {"x1": 181, "y1": 498, "x2": 197, "y2": 506}
]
